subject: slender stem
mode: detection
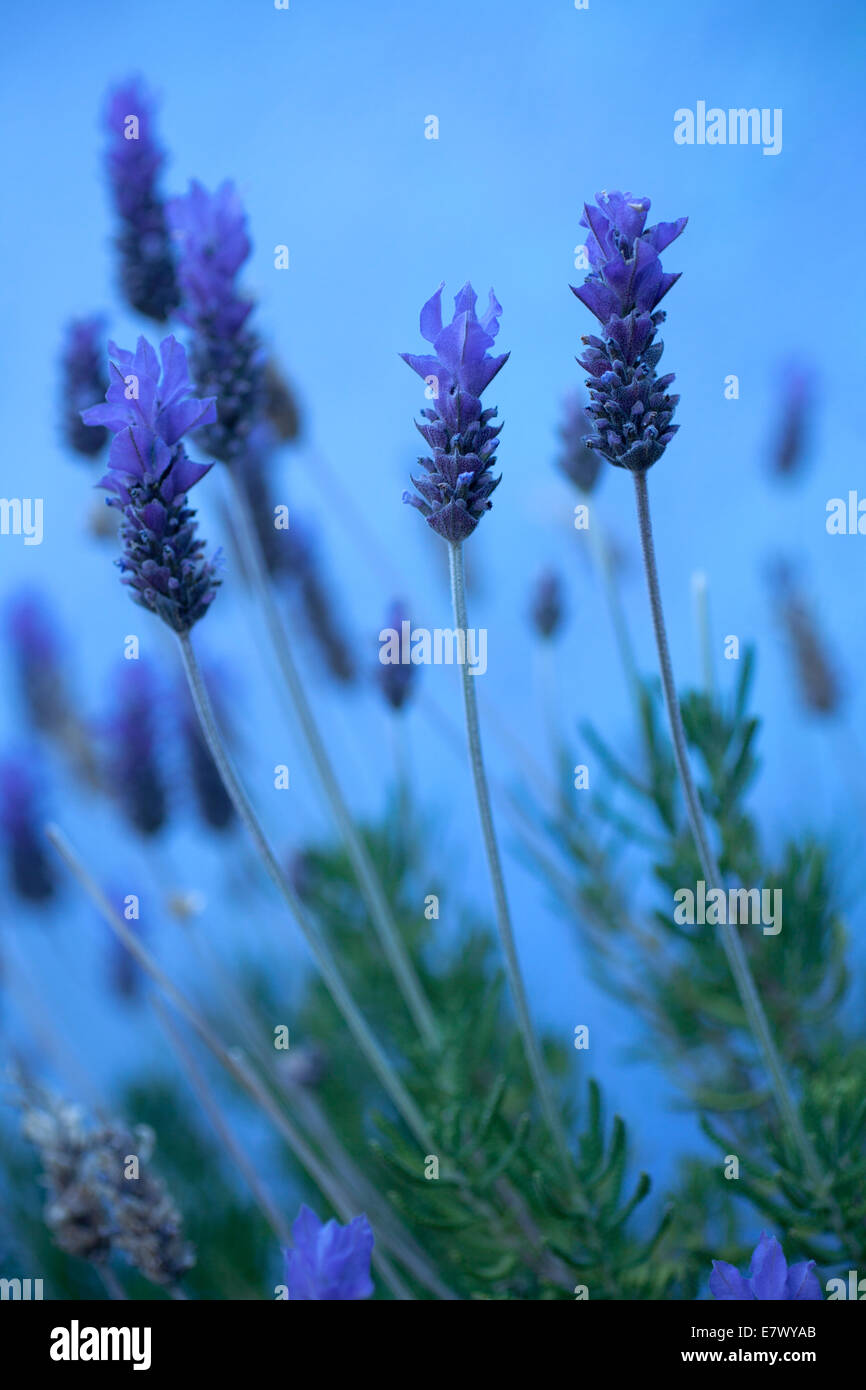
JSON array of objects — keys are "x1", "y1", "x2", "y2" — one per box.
[
  {"x1": 447, "y1": 542, "x2": 571, "y2": 1169},
  {"x1": 632, "y1": 472, "x2": 824, "y2": 1185},
  {"x1": 225, "y1": 467, "x2": 440, "y2": 1051},
  {"x1": 583, "y1": 494, "x2": 642, "y2": 715},
  {"x1": 152, "y1": 995, "x2": 293, "y2": 1247},
  {"x1": 175, "y1": 630, "x2": 434, "y2": 1153},
  {"x1": 44, "y1": 822, "x2": 414, "y2": 1300}
]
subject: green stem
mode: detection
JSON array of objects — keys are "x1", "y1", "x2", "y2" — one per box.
[
  {"x1": 632, "y1": 471, "x2": 824, "y2": 1186},
  {"x1": 225, "y1": 468, "x2": 440, "y2": 1052},
  {"x1": 176, "y1": 631, "x2": 434, "y2": 1153},
  {"x1": 448, "y1": 542, "x2": 572, "y2": 1170}
]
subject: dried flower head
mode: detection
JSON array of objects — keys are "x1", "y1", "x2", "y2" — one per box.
[
  {"x1": 20, "y1": 1086, "x2": 194, "y2": 1288},
  {"x1": 282, "y1": 1204, "x2": 374, "y2": 1300},
  {"x1": 573, "y1": 191, "x2": 686, "y2": 472},
  {"x1": 104, "y1": 78, "x2": 180, "y2": 322},
  {"x1": 710, "y1": 1232, "x2": 822, "y2": 1301},
  {"x1": 402, "y1": 282, "x2": 509, "y2": 542},
  {"x1": 82, "y1": 334, "x2": 221, "y2": 632}
]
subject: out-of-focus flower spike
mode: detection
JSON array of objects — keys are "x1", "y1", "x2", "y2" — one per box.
[
  {"x1": 377, "y1": 600, "x2": 416, "y2": 711},
  {"x1": 0, "y1": 755, "x2": 56, "y2": 904},
  {"x1": 104, "y1": 78, "x2": 180, "y2": 322},
  {"x1": 769, "y1": 559, "x2": 841, "y2": 715},
  {"x1": 530, "y1": 570, "x2": 565, "y2": 641},
  {"x1": 168, "y1": 180, "x2": 266, "y2": 463},
  {"x1": 60, "y1": 317, "x2": 110, "y2": 457},
  {"x1": 104, "y1": 661, "x2": 169, "y2": 837},
  {"x1": 557, "y1": 392, "x2": 602, "y2": 493},
  {"x1": 771, "y1": 360, "x2": 814, "y2": 479}
]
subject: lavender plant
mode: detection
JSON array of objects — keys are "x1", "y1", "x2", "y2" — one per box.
[{"x1": 3, "y1": 78, "x2": 862, "y2": 1310}]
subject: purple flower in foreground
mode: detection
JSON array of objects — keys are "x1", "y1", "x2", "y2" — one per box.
[
  {"x1": 82, "y1": 335, "x2": 221, "y2": 632},
  {"x1": 168, "y1": 181, "x2": 266, "y2": 463},
  {"x1": 104, "y1": 79, "x2": 179, "y2": 322},
  {"x1": 573, "y1": 191, "x2": 686, "y2": 472},
  {"x1": 283, "y1": 1205, "x2": 374, "y2": 1301},
  {"x1": 710, "y1": 1232, "x2": 823, "y2": 1301},
  {"x1": 402, "y1": 282, "x2": 509, "y2": 542},
  {"x1": 60, "y1": 317, "x2": 109, "y2": 458}
]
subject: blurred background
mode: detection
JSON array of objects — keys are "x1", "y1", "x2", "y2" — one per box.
[{"x1": 1, "y1": 0, "x2": 864, "y2": 1250}]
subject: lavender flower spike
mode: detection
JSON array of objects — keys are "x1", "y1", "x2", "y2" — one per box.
[
  {"x1": 105, "y1": 79, "x2": 180, "y2": 322},
  {"x1": 82, "y1": 335, "x2": 221, "y2": 632},
  {"x1": 574, "y1": 191, "x2": 686, "y2": 472},
  {"x1": 402, "y1": 282, "x2": 509, "y2": 542},
  {"x1": 283, "y1": 1205, "x2": 374, "y2": 1300},
  {"x1": 710, "y1": 1232, "x2": 823, "y2": 1301}
]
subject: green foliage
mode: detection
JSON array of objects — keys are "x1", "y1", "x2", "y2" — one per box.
[{"x1": 522, "y1": 649, "x2": 864, "y2": 1270}]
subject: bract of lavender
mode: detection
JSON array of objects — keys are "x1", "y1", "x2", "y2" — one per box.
[{"x1": 0, "y1": 76, "x2": 861, "y2": 1304}]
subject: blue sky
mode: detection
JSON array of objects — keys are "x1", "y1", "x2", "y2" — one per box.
[{"x1": 1, "y1": 0, "x2": 865, "y2": 1197}]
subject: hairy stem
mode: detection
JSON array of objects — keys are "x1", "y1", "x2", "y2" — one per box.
[
  {"x1": 448, "y1": 542, "x2": 572, "y2": 1169},
  {"x1": 632, "y1": 471, "x2": 824, "y2": 1187},
  {"x1": 225, "y1": 469, "x2": 440, "y2": 1051}
]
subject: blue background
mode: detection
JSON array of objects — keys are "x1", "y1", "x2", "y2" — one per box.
[{"x1": 1, "y1": 0, "x2": 865, "y2": 1196}]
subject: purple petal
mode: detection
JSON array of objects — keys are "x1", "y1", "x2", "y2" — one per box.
[
  {"x1": 749, "y1": 1233, "x2": 788, "y2": 1300},
  {"x1": 785, "y1": 1261, "x2": 823, "y2": 1301},
  {"x1": 419, "y1": 284, "x2": 444, "y2": 343},
  {"x1": 709, "y1": 1261, "x2": 754, "y2": 1301}
]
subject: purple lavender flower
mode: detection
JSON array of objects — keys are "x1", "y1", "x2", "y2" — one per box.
[
  {"x1": 282, "y1": 1205, "x2": 374, "y2": 1300},
  {"x1": 530, "y1": 570, "x2": 565, "y2": 640},
  {"x1": 168, "y1": 181, "x2": 266, "y2": 463},
  {"x1": 0, "y1": 756, "x2": 55, "y2": 903},
  {"x1": 573, "y1": 192, "x2": 686, "y2": 472},
  {"x1": 402, "y1": 283, "x2": 509, "y2": 542},
  {"x1": 104, "y1": 79, "x2": 180, "y2": 322},
  {"x1": 377, "y1": 601, "x2": 416, "y2": 711},
  {"x1": 60, "y1": 317, "x2": 109, "y2": 457},
  {"x1": 104, "y1": 662, "x2": 168, "y2": 837},
  {"x1": 710, "y1": 1232, "x2": 822, "y2": 1301},
  {"x1": 82, "y1": 335, "x2": 221, "y2": 632}
]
